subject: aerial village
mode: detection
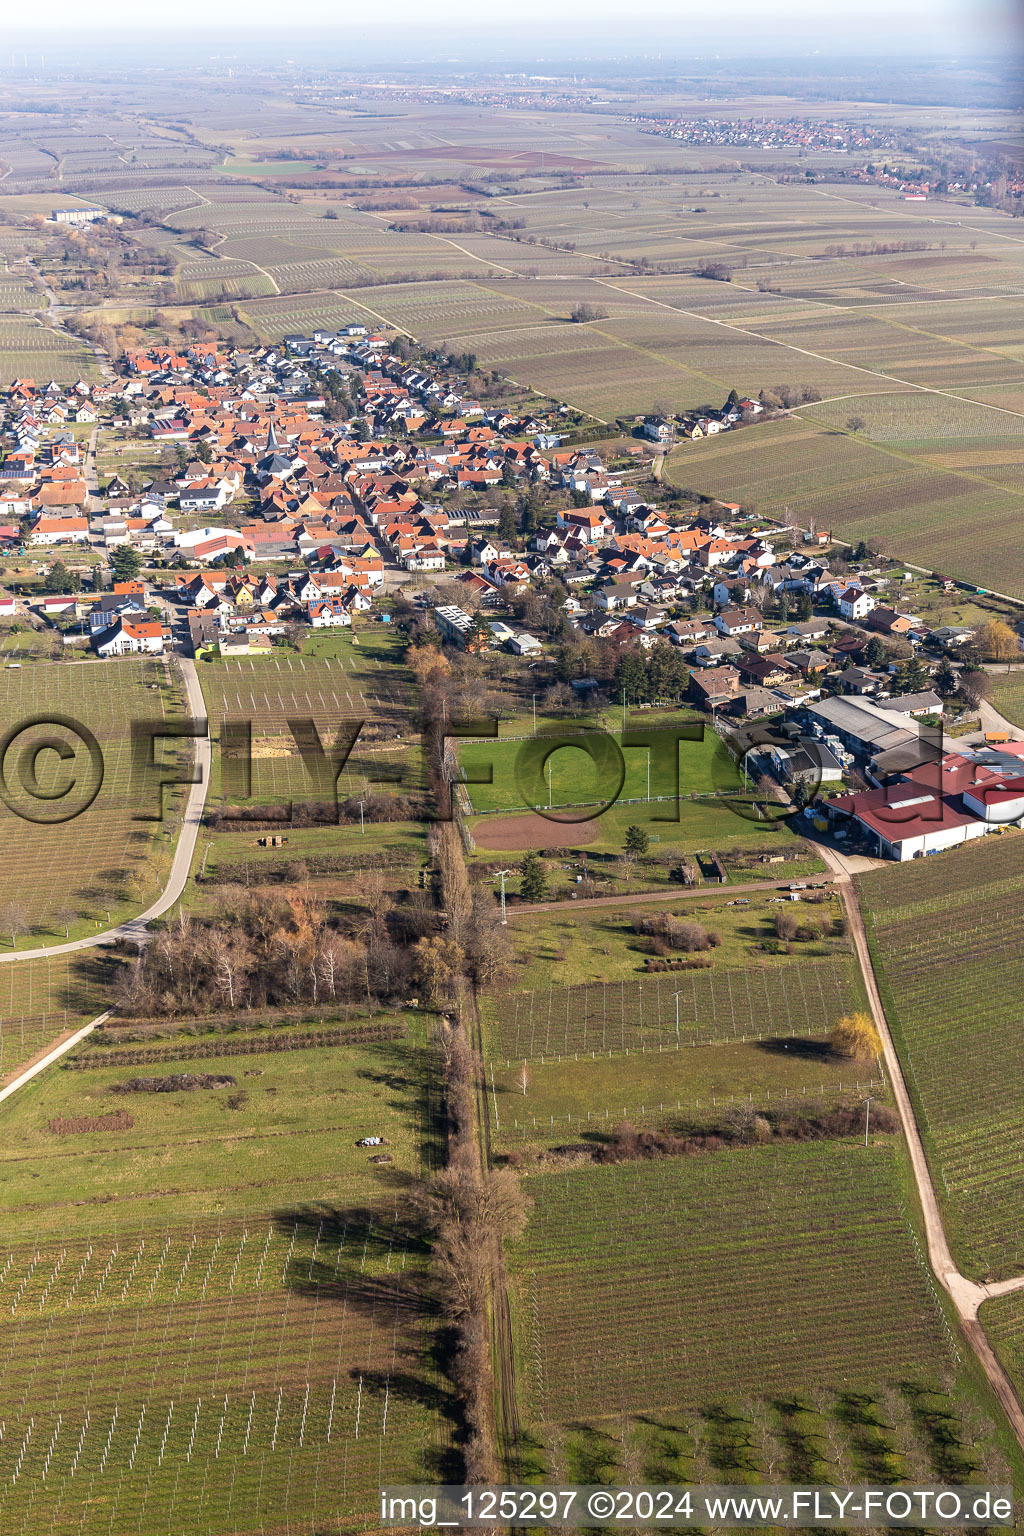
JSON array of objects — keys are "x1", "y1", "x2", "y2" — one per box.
[{"x1": 0, "y1": 321, "x2": 1022, "y2": 861}]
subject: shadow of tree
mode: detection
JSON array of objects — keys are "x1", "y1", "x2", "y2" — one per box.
[
  {"x1": 756, "y1": 1036, "x2": 834, "y2": 1061},
  {"x1": 273, "y1": 1200, "x2": 465, "y2": 1479}
]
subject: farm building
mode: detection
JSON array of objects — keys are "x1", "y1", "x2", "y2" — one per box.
[{"x1": 826, "y1": 747, "x2": 1024, "y2": 859}]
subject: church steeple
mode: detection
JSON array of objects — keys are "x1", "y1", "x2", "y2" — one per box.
[{"x1": 266, "y1": 417, "x2": 280, "y2": 452}]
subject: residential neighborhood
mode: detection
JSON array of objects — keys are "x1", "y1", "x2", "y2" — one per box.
[{"x1": 0, "y1": 333, "x2": 1020, "y2": 858}]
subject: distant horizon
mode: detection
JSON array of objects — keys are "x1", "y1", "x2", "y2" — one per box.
[{"x1": 0, "y1": 0, "x2": 1017, "y2": 63}]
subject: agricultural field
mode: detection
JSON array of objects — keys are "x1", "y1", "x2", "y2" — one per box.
[
  {"x1": 0, "y1": 953, "x2": 110, "y2": 1080},
  {"x1": 506, "y1": 1145, "x2": 1011, "y2": 1484},
  {"x1": 0, "y1": 317, "x2": 99, "y2": 384},
  {"x1": 0, "y1": 1013, "x2": 443, "y2": 1534},
  {"x1": 986, "y1": 672, "x2": 1024, "y2": 729},
  {"x1": 664, "y1": 415, "x2": 1024, "y2": 596},
  {"x1": 198, "y1": 629, "x2": 418, "y2": 809},
  {"x1": 983, "y1": 1290, "x2": 1024, "y2": 1417},
  {"x1": 484, "y1": 956, "x2": 858, "y2": 1065},
  {"x1": 490, "y1": 1035, "x2": 882, "y2": 1156},
  {"x1": 0, "y1": 658, "x2": 192, "y2": 943},
  {"x1": 859, "y1": 834, "x2": 1024, "y2": 1280}
]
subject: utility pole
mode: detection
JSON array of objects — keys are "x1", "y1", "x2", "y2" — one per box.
[
  {"x1": 495, "y1": 868, "x2": 511, "y2": 925},
  {"x1": 357, "y1": 799, "x2": 365, "y2": 834},
  {"x1": 532, "y1": 693, "x2": 537, "y2": 737},
  {"x1": 863, "y1": 1095, "x2": 872, "y2": 1146},
  {"x1": 622, "y1": 687, "x2": 626, "y2": 732},
  {"x1": 673, "y1": 991, "x2": 682, "y2": 1046}
]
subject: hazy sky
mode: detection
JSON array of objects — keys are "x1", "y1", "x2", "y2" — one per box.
[{"x1": 3, "y1": 0, "x2": 1017, "y2": 53}]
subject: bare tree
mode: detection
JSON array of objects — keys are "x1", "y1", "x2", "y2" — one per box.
[
  {"x1": 0, "y1": 902, "x2": 29, "y2": 949},
  {"x1": 516, "y1": 1061, "x2": 532, "y2": 1097},
  {"x1": 53, "y1": 905, "x2": 78, "y2": 939}
]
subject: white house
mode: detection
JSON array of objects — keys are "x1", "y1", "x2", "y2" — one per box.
[
  {"x1": 30, "y1": 516, "x2": 89, "y2": 546},
  {"x1": 838, "y1": 586, "x2": 876, "y2": 621},
  {"x1": 179, "y1": 482, "x2": 229, "y2": 514},
  {"x1": 404, "y1": 548, "x2": 446, "y2": 573},
  {"x1": 307, "y1": 598, "x2": 351, "y2": 628},
  {"x1": 94, "y1": 619, "x2": 164, "y2": 656},
  {"x1": 714, "y1": 606, "x2": 763, "y2": 637}
]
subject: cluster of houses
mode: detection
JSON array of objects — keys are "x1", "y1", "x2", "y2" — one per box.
[
  {"x1": 6, "y1": 338, "x2": 1021, "y2": 867},
  {"x1": 0, "y1": 379, "x2": 96, "y2": 550},
  {"x1": 640, "y1": 396, "x2": 763, "y2": 444}
]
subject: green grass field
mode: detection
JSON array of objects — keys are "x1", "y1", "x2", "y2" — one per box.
[
  {"x1": 859, "y1": 835, "x2": 1024, "y2": 1281},
  {"x1": 498, "y1": 893, "x2": 847, "y2": 988},
  {"x1": 458, "y1": 725, "x2": 737, "y2": 815}
]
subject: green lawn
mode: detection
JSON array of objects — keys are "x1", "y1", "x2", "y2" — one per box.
[
  {"x1": 0, "y1": 1020, "x2": 427, "y2": 1239},
  {"x1": 499, "y1": 892, "x2": 846, "y2": 988}
]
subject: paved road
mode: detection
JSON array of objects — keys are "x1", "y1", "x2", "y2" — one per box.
[
  {"x1": 0, "y1": 656, "x2": 210, "y2": 962},
  {"x1": 0, "y1": 1011, "x2": 114, "y2": 1101}
]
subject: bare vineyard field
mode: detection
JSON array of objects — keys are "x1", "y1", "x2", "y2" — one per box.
[
  {"x1": 491, "y1": 1036, "x2": 883, "y2": 1155},
  {"x1": 986, "y1": 674, "x2": 1024, "y2": 729},
  {"x1": 198, "y1": 632, "x2": 417, "y2": 806},
  {"x1": 983, "y1": 1290, "x2": 1024, "y2": 1420},
  {"x1": 0, "y1": 658, "x2": 191, "y2": 941},
  {"x1": 859, "y1": 837, "x2": 1024, "y2": 1279},
  {"x1": 512, "y1": 1145, "x2": 958, "y2": 1422},
  {"x1": 0, "y1": 954, "x2": 109, "y2": 1078},
  {"x1": 0, "y1": 319, "x2": 99, "y2": 383},
  {"x1": 0, "y1": 1215, "x2": 437, "y2": 1535},
  {"x1": 484, "y1": 957, "x2": 857, "y2": 1064},
  {"x1": 664, "y1": 416, "x2": 1024, "y2": 595},
  {"x1": 0, "y1": 1020, "x2": 441, "y2": 1533}
]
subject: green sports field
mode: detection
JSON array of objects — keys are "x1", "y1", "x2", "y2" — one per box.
[{"x1": 457, "y1": 724, "x2": 738, "y2": 815}]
